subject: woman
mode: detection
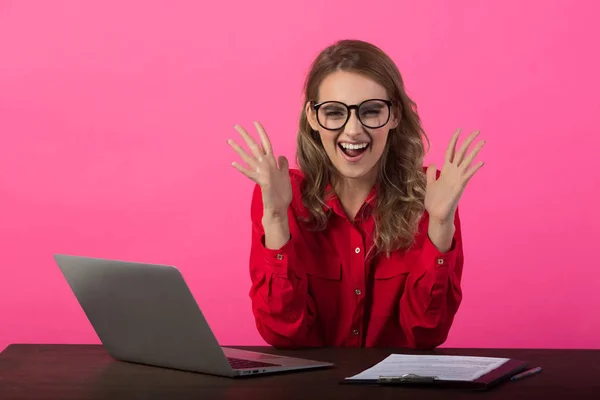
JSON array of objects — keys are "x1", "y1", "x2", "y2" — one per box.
[{"x1": 227, "y1": 39, "x2": 484, "y2": 349}]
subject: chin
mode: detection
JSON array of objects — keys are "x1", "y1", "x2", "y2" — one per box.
[{"x1": 335, "y1": 163, "x2": 378, "y2": 180}]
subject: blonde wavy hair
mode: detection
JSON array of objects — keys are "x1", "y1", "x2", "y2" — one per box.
[{"x1": 296, "y1": 39, "x2": 429, "y2": 255}]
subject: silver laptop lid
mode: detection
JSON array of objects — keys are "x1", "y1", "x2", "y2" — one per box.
[{"x1": 53, "y1": 254, "x2": 234, "y2": 376}]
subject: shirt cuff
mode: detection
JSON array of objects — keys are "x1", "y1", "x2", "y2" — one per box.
[
  {"x1": 260, "y1": 234, "x2": 295, "y2": 276},
  {"x1": 422, "y1": 234, "x2": 458, "y2": 270},
  {"x1": 418, "y1": 235, "x2": 459, "y2": 312},
  {"x1": 412, "y1": 234, "x2": 458, "y2": 290}
]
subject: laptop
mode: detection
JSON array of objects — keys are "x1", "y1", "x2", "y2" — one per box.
[{"x1": 53, "y1": 254, "x2": 333, "y2": 377}]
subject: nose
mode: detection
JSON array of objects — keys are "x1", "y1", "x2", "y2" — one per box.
[{"x1": 343, "y1": 110, "x2": 363, "y2": 136}]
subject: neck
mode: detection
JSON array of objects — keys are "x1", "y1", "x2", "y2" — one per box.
[{"x1": 334, "y1": 169, "x2": 378, "y2": 221}]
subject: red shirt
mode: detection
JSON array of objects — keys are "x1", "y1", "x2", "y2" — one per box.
[{"x1": 248, "y1": 169, "x2": 463, "y2": 349}]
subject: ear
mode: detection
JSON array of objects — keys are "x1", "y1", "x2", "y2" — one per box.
[
  {"x1": 390, "y1": 105, "x2": 401, "y2": 129},
  {"x1": 305, "y1": 101, "x2": 320, "y2": 132}
]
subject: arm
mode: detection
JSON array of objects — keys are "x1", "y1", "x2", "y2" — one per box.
[
  {"x1": 248, "y1": 184, "x2": 324, "y2": 348},
  {"x1": 400, "y1": 128, "x2": 482, "y2": 349},
  {"x1": 398, "y1": 208, "x2": 464, "y2": 349}
]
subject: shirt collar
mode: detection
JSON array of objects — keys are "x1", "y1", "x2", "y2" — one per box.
[{"x1": 323, "y1": 183, "x2": 378, "y2": 219}]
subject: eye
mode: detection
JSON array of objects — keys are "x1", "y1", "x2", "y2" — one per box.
[
  {"x1": 361, "y1": 108, "x2": 382, "y2": 117},
  {"x1": 321, "y1": 106, "x2": 347, "y2": 119}
]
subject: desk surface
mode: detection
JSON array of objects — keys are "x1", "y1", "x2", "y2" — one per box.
[{"x1": 0, "y1": 344, "x2": 598, "y2": 399}]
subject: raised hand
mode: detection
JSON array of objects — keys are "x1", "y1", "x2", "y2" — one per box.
[
  {"x1": 228, "y1": 121, "x2": 292, "y2": 221},
  {"x1": 425, "y1": 129, "x2": 485, "y2": 225}
]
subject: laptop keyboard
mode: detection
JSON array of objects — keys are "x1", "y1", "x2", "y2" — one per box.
[{"x1": 227, "y1": 357, "x2": 281, "y2": 369}]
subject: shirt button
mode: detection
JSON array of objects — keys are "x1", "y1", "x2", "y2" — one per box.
[
  {"x1": 355, "y1": 289, "x2": 362, "y2": 295},
  {"x1": 352, "y1": 329, "x2": 359, "y2": 336},
  {"x1": 276, "y1": 254, "x2": 283, "y2": 260},
  {"x1": 355, "y1": 247, "x2": 361, "y2": 254},
  {"x1": 437, "y1": 258, "x2": 444, "y2": 265}
]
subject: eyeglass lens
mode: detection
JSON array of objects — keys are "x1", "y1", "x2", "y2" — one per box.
[{"x1": 317, "y1": 100, "x2": 390, "y2": 130}]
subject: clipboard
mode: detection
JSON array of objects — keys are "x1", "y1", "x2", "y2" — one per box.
[{"x1": 340, "y1": 358, "x2": 529, "y2": 391}]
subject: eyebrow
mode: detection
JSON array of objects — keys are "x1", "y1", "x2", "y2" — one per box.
[
  {"x1": 321, "y1": 103, "x2": 346, "y2": 110},
  {"x1": 361, "y1": 103, "x2": 384, "y2": 108}
]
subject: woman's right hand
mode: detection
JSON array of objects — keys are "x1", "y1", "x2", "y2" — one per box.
[{"x1": 228, "y1": 121, "x2": 293, "y2": 222}]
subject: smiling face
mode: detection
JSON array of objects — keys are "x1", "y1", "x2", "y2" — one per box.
[{"x1": 307, "y1": 70, "x2": 398, "y2": 182}]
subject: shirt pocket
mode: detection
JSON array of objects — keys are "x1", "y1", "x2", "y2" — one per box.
[
  {"x1": 303, "y1": 260, "x2": 343, "y2": 320},
  {"x1": 373, "y1": 256, "x2": 412, "y2": 279},
  {"x1": 304, "y1": 261, "x2": 342, "y2": 281},
  {"x1": 370, "y1": 254, "x2": 414, "y2": 317}
]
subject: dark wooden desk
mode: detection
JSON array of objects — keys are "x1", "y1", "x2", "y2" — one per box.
[{"x1": 0, "y1": 344, "x2": 598, "y2": 399}]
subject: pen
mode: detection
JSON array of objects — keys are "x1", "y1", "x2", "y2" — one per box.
[{"x1": 511, "y1": 367, "x2": 542, "y2": 381}]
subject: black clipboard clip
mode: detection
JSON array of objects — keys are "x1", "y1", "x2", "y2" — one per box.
[{"x1": 378, "y1": 373, "x2": 439, "y2": 385}]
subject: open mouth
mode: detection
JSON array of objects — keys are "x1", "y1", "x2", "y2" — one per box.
[{"x1": 338, "y1": 142, "x2": 370, "y2": 158}]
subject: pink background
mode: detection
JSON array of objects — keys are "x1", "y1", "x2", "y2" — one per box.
[{"x1": 1, "y1": 0, "x2": 599, "y2": 353}]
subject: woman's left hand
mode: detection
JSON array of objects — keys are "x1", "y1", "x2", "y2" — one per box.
[{"x1": 425, "y1": 129, "x2": 486, "y2": 226}]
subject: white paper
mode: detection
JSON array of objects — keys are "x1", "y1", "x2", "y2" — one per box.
[{"x1": 346, "y1": 354, "x2": 510, "y2": 382}]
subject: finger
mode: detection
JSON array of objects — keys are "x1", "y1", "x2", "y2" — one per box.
[
  {"x1": 463, "y1": 161, "x2": 485, "y2": 182},
  {"x1": 254, "y1": 121, "x2": 273, "y2": 156},
  {"x1": 426, "y1": 164, "x2": 437, "y2": 187},
  {"x1": 227, "y1": 139, "x2": 258, "y2": 168},
  {"x1": 234, "y1": 125, "x2": 264, "y2": 160},
  {"x1": 460, "y1": 140, "x2": 486, "y2": 172},
  {"x1": 455, "y1": 130, "x2": 480, "y2": 166},
  {"x1": 278, "y1": 155, "x2": 289, "y2": 173},
  {"x1": 231, "y1": 161, "x2": 257, "y2": 182},
  {"x1": 445, "y1": 129, "x2": 461, "y2": 163}
]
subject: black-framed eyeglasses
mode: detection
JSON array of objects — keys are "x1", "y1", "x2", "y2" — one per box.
[{"x1": 311, "y1": 98, "x2": 393, "y2": 131}]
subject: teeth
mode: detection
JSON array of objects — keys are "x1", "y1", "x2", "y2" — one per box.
[{"x1": 340, "y1": 143, "x2": 368, "y2": 150}]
